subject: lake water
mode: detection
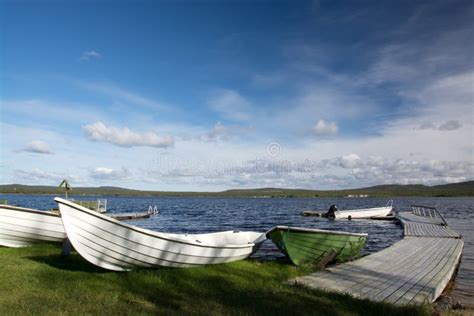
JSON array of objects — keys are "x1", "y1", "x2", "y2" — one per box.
[{"x1": 1, "y1": 195, "x2": 472, "y2": 307}]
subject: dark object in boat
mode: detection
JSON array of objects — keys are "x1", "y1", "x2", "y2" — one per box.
[{"x1": 323, "y1": 205, "x2": 337, "y2": 218}]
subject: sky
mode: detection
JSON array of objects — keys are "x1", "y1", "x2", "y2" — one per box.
[{"x1": 0, "y1": 0, "x2": 473, "y2": 191}]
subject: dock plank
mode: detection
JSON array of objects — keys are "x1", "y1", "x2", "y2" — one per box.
[
  {"x1": 404, "y1": 240, "x2": 463, "y2": 305},
  {"x1": 354, "y1": 239, "x2": 444, "y2": 300},
  {"x1": 397, "y1": 212, "x2": 460, "y2": 238},
  {"x1": 291, "y1": 209, "x2": 463, "y2": 305},
  {"x1": 382, "y1": 239, "x2": 459, "y2": 304}
]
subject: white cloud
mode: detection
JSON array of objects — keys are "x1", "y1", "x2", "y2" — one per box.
[
  {"x1": 79, "y1": 50, "x2": 101, "y2": 61},
  {"x1": 207, "y1": 89, "x2": 252, "y2": 121},
  {"x1": 313, "y1": 119, "x2": 339, "y2": 136},
  {"x1": 347, "y1": 158, "x2": 473, "y2": 186},
  {"x1": 90, "y1": 167, "x2": 131, "y2": 180},
  {"x1": 143, "y1": 145, "x2": 473, "y2": 190},
  {"x1": 22, "y1": 140, "x2": 53, "y2": 154},
  {"x1": 83, "y1": 121, "x2": 174, "y2": 148},
  {"x1": 338, "y1": 153, "x2": 361, "y2": 168}
]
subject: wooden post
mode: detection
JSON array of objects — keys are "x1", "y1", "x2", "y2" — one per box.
[
  {"x1": 316, "y1": 249, "x2": 337, "y2": 270},
  {"x1": 58, "y1": 179, "x2": 71, "y2": 200},
  {"x1": 61, "y1": 238, "x2": 71, "y2": 257}
]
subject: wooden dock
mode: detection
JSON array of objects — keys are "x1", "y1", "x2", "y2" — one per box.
[
  {"x1": 290, "y1": 205, "x2": 464, "y2": 305},
  {"x1": 302, "y1": 210, "x2": 322, "y2": 217},
  {"x1": 108, "y1": 211, "x2": 153, "y2": 220}
]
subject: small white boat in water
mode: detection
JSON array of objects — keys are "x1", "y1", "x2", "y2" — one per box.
[
  {"x1": 330, "y1": 200, "x2": 394, "y2": 219},
  {"x1": 0, "y1": 204, "x2": 66, "y2": 247},
  {"x1": 55, "y1": 197, "x2": 266, "y2": 271}
]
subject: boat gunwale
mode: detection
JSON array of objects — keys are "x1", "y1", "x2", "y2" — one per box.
[
  {"x1": 266, "y1": 225, "x2": 368, "y2": 237},
  {"x1": 56, "y1": 197, "x2": 264, "y2": 249},
  {"x1": 0, "y1": 205, "x2": 60, "y2": 218}
]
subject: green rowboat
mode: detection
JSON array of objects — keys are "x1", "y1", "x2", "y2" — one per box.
[{"x1": 266, "y1": 226, "x2": 367, "y2": 266}]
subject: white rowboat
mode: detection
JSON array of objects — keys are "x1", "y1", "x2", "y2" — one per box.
[
  {"x1": 55, "y1": 197, "x2": 266, "y2": 271},
  {"x1": 334, "y1": 200, "x2": 394, "y2": 219},
  {"x1": 0, "y1": 204, "x2": 66, "y2": 247}
]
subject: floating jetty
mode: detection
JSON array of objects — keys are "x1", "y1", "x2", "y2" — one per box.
[
  {"x1": 108, "y1": 211, "x2": 153, "y2": 221},
  {"x1": 302, "y1": 210, "x2": 322, "y2": 217},
  {"x1": 291, "y1": 205, "x2": 463, "y2": 305},
  {"x1": 302, "y1": 210, "x2": 395, "y2": 221},
  {"x1": 107, "y1": 206, "x2": 159, "y2": 220}
]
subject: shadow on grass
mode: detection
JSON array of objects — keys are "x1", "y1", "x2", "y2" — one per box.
[
  {"x1": 27, "y1": 254, "x2": 108, "y2": 273},
  {"x1": 114, "y1": 263, "x2": 430, "y2": 315},
  {"x1": 23, "y1": 251, "x2": 430, "y2": 315}
]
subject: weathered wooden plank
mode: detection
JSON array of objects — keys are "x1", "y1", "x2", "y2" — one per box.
[
  {"x1": 394, "y1": 243, "x2": 459, "y2": 305},
  {"x1": 381, "y1": 239, "x2": 458, "y2": 303},
  {"x1": 346, "y1": 238, "x2": 442, "y2": 298},
  {"x1": 332, "y1": 238, "x2": 429, "y2": 276},
  {"x1": 405, "y1": 240, "x2": 463, "y2": 305},
  {"x1": 356, "y1": 239, "x2": 444, "y2": 300}
]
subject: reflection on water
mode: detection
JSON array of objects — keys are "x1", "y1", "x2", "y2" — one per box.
[{"x1": 1, "y1": 195, "x2": 472, "y2": 307}]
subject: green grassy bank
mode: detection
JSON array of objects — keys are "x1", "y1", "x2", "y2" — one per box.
[{"x1": 0, "y1": 244, "x2": 433, "y2": 315}]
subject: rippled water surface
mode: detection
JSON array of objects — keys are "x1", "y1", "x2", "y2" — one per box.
[{"x1": 2, "y1": 195, "x2": 472, "y2": 307}]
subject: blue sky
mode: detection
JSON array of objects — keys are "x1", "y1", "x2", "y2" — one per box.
[{"x1": 1, "y1": 0, "x2": 473, "y2": 191}]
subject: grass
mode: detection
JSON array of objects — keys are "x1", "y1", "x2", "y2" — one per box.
[{"x1": 0, "y1": 243, "x2": 434, "y2": 315}]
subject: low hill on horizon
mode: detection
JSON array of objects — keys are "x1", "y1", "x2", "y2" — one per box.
[{"x1": 0, "y1": 181, "x2": 472, "y2": 197}]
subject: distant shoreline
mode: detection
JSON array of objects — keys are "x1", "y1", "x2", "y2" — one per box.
[
  {"x1": 1, "y1": 181, "x2": 472, "y2": 198},
  {"x1": 1, "y1": 192, "x2": 474, "y2": 198}
]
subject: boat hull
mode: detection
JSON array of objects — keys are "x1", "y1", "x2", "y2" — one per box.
[
  {"x1": 266, "y1": 226, "x2": 367, "y2": 266},
  {"x1": 335, "y1": 206, "x2": 393, "y2": 219},
  {"x1": 55, "y1": 197, "x2": 266, "y2": 271},
  {"x1": 0, "y1": 205, "x2": 66, "y2": 247}
]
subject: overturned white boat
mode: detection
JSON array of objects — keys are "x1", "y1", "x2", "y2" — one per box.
[
  {"x1": 330, "y1": 200, "x2": 394, "y2": 219},
  {"x1": 55, "y1": 197, "x2": 266, "y2": 271},
  {"x1": 0, "y1": 204, "x2": 66, "y2": 247}
]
